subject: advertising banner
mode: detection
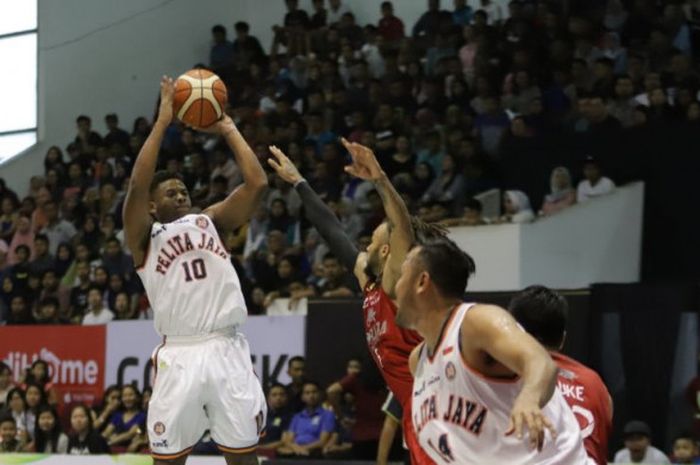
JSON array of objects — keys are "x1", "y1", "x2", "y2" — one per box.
[
  {"x1": 0, "y1": 325, "x2": 106, "y2": 406},
  {"x1": 104, "y1": 316, "x2": 305, "y2": 391}
]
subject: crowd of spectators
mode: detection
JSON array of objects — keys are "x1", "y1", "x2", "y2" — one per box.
[
  {"x1": 5, "y1": 0, "x2": 693, "y2": 319},
  {"x1": 2, "y1": 0, "x2": 700, "y2": 459},
  {"x1": 0, "y1": 355, "x2": 396, "y2": 461}
]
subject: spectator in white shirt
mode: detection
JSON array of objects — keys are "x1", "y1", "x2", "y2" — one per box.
[
  {"x1": 327, "y1": 0, "x2": 351, "y2": 25},
  {"x1": 614, "y1": 420, "x2": 670, "y2": 464},
  {"x1": 577, "y1": 156, "x2": 616, "y2": 202},
  {"x1": 499, "y1": 190, "x2": 535, "y2": 223},
  {"x1": 82, "y1": 286, "x2": 114, "y2": 325}
]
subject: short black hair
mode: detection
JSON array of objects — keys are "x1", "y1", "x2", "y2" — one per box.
[
  {"x1": 35, "y1": 234, "x2": 49, "y2": 244},
  {"x1": 76, "y1": 115, "x2": 91, "y2": 124},
  {"x1": 150, "y1": 170, "x2": 185, "y2": 194},
  {"x1": 105, "y1": 113, "x2": 118, "y2": 122},
  {"x1": 508, "y1": 285, "x2": 568, "y2": 348},
  {"x1": 14, "y1": 244, "x2": 30, "y2": 256},
  {"x1": 267, "y1": 382, "x2": 286, "y2": 393},
  {"x1": 288, "y1": 355, "x2": 305, "y2": 368},
  {"x1": 212, "y1": 24, "x2": 226, "y2": 35},
  {"x1": 415, "y1": 237, "x2": 476, "y2": 299},
  {"x1": 0, "y1": 361, "x2": 10, "y2": 375},
  {"x1": 302, "y1": 380, "x2": 321, "y2": 390},
  {"x1": 673, "y1": 431, "x2": 697, "y2": 445},
  {"x1": 322, "y1": 252, "x2": 339, "y2": 263},
  {"x1": 0, "y1": 415, "x2": 16, "y2": 427},
  {"x1": 234, "y1": 21, "x2": 249, "y2": 33},
  {"x1": 106, "y1": 236, "x2": 121, "y2": 246},
  {"x1": 87, "y1": 284, "x2": 103, "y2": 295}
]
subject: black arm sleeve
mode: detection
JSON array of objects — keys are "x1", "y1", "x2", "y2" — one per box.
[{"x1": 295, "y1": 181, "x2": 359, "y2": 271}]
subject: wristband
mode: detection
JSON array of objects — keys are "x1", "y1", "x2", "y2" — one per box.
[{"x1": 293, "y1": 178, "x2": 307, "y2": 188}]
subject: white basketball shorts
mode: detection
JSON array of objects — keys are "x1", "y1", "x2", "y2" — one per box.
[{"x1": 147, "y1": 329, "x2": 267, "y2": 460}]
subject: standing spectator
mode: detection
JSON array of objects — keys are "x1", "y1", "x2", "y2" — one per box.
[
  {"x1": 259, "y1": 383, "x2": 293, "y2": 453},
  {"x1": 0, "y1": 197, "x2": 18, "y2": 243},
  {"x1": 614, "y1": 420, "x2": 670, "y2": 464},
  {"x1": 378, "y1": 2, "x2": 404, "y2": 46},
  {"x1": 412, "y1": 0, "x2": 452, "y2": 41},
  {"x1": 209, "y1": 25, "x2": 235, "y2": 78},
  {"x1": 577, "y1": 157, "x2": 616, "y2": 203},
  {"x1": 73, "y1": 115, "x2": 102, "y2": 157},
  {"x1": 81, "y1": 286, "x2": 114, "y2": 325},
  {"x1": 102, "y1": 385, "x2": 145, "y2": 449},
  {"x1": 541, "y1": 167, "x2": 577, "y2": 216},
  {"x1": 232, "y1": 21, "x2": 265, "y2": 70},
  {"x1": 66, "y1": 404, "x2": 110, "y2": 455},
  {"x1": 0, "y1": 416, "x2": 22, "y2": 452},
  {"x1": 327, "y1": 0, "x2": 351, "y2": 26},
  {"x1": 608, "y1": 75, "x2": 637, "y2": 128},
  {"x1": 279, "y1": 381, "x2": 336, "y2": 458},
  {"x1": 452, "y1": 0, "x2": 473, "y2": 27},
  {"x1": 103, "y1": 114, "x2": 130, "y2": 149},
  {"x1": 326, "y1": 358, "x2": 386, "y2": 460},
  {"x1": 286, "y1": 356, "x2": 306, "y2": 413},
  {"x1": 32, "y1": 406, "x2": 68, "y2": 453},
  {"x1": 474, "y1": 95, "x2": 511, "y2": 156}
]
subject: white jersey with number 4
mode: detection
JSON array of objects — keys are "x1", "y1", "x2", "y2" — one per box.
[
  {"x1": 412, "y1": 303, "x2": 593, "y2": 465},
  {"x1": 136, "y1": 213, "x2": 247, "y2": 336}
]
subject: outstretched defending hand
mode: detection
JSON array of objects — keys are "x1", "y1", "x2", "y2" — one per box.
[
  {"x1": 267, "y1": 145, "x2": 303, "y2": 184},
  {"x1": 340, "y1": 137, "x2": 384, "y2": 181},
  {"x1": 505, "y1": 394, "x2": 557, "y2": 452},
  {"x1": 156, "y1": 76, "x2": 175, "y2": 126}
]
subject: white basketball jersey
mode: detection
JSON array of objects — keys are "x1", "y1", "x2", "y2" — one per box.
[
  {"x1": 136, "y1": 214, "x2": 247, "y2": 336},
  {"x1": 412, "y1": 303, "x2": 592, "y2": 465}
]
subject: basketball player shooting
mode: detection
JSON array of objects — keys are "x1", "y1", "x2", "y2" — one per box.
[
  {"x1": 122, "y1": 76, "x2": 267, "y2": 465},
  {"x1": 397, "y1": 238, "x2": 593, "y2": 464},
  {"x1": 267, "y1": 141, "x2": 439, "y2": 465}
]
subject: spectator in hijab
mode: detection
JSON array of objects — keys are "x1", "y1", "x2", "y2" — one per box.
[
  {"x1": 540, "y1": 167, "x2": 577, "y2": 216},
  {"x1": 499, "y1": 190, "x2": 535, "y2": 223}
]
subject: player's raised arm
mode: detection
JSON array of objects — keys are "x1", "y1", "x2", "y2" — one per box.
[
  {"x1": 203, "y1": 115, "x2": 268, "y2": 231},
  {"x1": 122, "y1": 76, "x2": 174, "y2": 267},
  {"x1": 340, "y1": 138, "x2": 413, "y2": 298},
  {"x1": 461, "y1": 304, "x2": 558, "y2": 452},
  {"x1": 267, "y1": 145, "x2": 362, "y2": 281}
]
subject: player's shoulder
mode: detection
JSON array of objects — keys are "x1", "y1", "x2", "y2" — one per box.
[{"x1": 553, "y1": 353, "x2": 607, "y2": 388}]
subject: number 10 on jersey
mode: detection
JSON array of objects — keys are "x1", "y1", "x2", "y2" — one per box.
[{"x1": 182, "y1": 258, "x2": 207, "y2": 281}]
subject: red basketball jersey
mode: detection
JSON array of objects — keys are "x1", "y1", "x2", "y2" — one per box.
[
  {"x1": 363, "y1": 282, "x2": 435, "y2": 465},
  {"x1": 551, "y1": 352, "x2": 612, "y2": 465}
]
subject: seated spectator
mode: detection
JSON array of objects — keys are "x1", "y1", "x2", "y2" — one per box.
[
  {"x1": 268, "y1": 199, "x2": 301, "y2": 247},
  {"x1": 260, "y1": 383, "x2": 293, "y2": 453},
  {"x1": 541, "y1": 167, "x2": 577, "y2": 216},
  {"x1": 0, "y1": 196, "x2": 17, "y2": 244},
  {"x1": 420, "y1": 153, "x2": 466, "y2": 215},
  {"x1": 672, "y1": 433, "x2": 700, "y2": 464},
  {"x1": 0, "y1": 363, "x2": 13, "y2": 410},
  {"x1": 31, "y1": 406, "x2": 68, "y2": 453},
  {"x1": 209, "y1": 25, "x2": 234, "y2": 78},
  {"x1": 6, "y1": 295, "x2": 33, "y2": 325},
  {"x1": 93, "y1": 386, "x2": 121, "y2": 432},
  {"x1": 35, "y1": 297, "x2": 65, "y2": 325},
  {"x1": 577, "y1": 157, "x2": 616, "y2": 203},
  {"x1": 67, "y1": 404, "x2": 110, "y2": 455},
  {"x1": 416, "y1": 131, "x2": 445, "y2": 177},
  {"x1": 82, "y1": 286, "x2": 114, "y2": 325},
  {"x1": 279, "y1": 381, "x2": 336, "y2": 458},
  {"x1": 474, "y1": 95, "x2": 510, "y2": 156},
  {"x1": 23, "y1": 360, "x2": 58, "y2": 407},
  {"x1": 614, "y1": 420, "x2": 670, "y2": 464},
  {"x1": 23, "y1": 382, "x2": 46, "y2": 442},
  {"x1": 7, "y1": 214, "x2": 34, "y2": 266},
  {"x1": 73, "y1": 115, "x2": 102, "y2": 157},
  {"x1": 29, "y1": 234, "x2": 55, "y2": 276},
  {"x1": 113, "y1": 291, "x2": 134, "y2": 320},
  {"x1": 317, "y1": 253, "x2": 358, "y2": 297},
  {"x1": 499, "y1": 191, "x2": 535, "y2": 223},
  {"x1": 2, "y1": 388, "x2": 28, "y2": 443},
  {"x1": 102, "y1": 385, "x2": 145, "y2": 449},
  {"x1": 378, "y1": 1, "x2": 404, "y2": 46},
  {"x1": 0, "y1": 415, "x2": 22, "y2": 452},
  {"x1": 442, "y1": 198, "x2": 486, "y2": 227}
]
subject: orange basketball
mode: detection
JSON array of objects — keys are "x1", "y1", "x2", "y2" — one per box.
[{"x1": 173, "y1": 69, "x2": 228, "y2": 128}]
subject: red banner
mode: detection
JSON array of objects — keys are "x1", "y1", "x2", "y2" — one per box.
[{"x1": 0, "y1": 325, "x2": 106, "y2": 408}]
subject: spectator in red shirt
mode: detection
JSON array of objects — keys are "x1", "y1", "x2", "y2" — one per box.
[
  {"x1": 378, "y1": 2, "x2": 405, "y2": 46},
  {"x1": 326, "y1": 357, "x2": 387, "y2": 460},
  {"x1": 509, "y1": 285, "x2": 613, "y2": 465}
]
